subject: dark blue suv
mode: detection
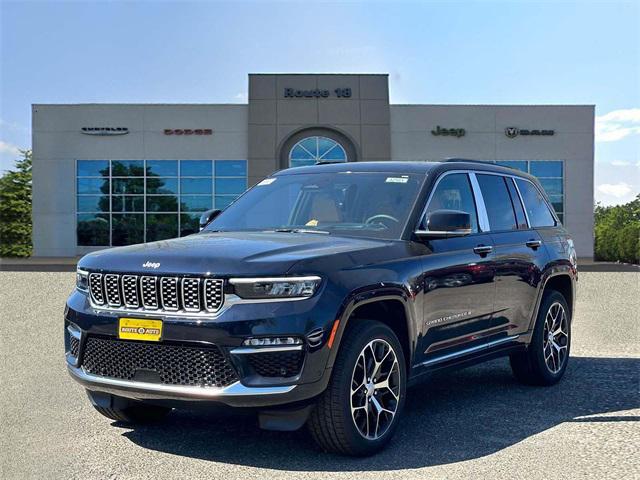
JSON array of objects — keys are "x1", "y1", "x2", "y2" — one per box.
[{"x1": 66, "y1": 160, "x2": 577, "y2": 456}]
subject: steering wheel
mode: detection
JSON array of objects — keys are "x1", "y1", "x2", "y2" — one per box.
[{"x1": 364, "y1": 214, "x2": 400, "y2": 229}]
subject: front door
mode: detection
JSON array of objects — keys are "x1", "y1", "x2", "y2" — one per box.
[{"x1": 415, "y1": 172, "x2": 497, "y2": 366}]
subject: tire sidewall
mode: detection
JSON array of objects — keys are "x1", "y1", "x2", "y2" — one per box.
[
  {"x1": 333, "y1": 321, "x2": 407, "y2": 454},
  {"x1": 531, "y1": 291, "x2": 571, "y2": 383}
]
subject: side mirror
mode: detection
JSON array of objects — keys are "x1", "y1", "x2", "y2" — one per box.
[
  {"x1": 199, "y1": 209, "x2": 222, "y2": 231},
  {"x1": 415, "y1": 209, "x2": 472, "y2": 239}
]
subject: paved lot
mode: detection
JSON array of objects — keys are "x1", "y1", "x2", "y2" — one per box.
[{"x1": 1, "y1": 271, "x2": 638, "y2": 480}]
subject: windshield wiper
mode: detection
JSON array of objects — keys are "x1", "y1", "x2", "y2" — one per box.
[{"x1": 272, "y1": 228, "x2": 330, "y2": 235}]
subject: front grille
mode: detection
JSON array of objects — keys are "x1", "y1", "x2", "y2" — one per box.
[
  {"x1": 82, "y1": 337, "x2": 238, "y2": 387},
  {"x1": 88, "y1": 272, "x2": 224, "y2": 315},
  {"x1": 247, "y1": 350, "x2": 304, "y2": 378}
]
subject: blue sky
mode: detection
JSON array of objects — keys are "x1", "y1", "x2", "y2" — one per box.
[{"x1": 1, "y1": 0, "x2": 638, "y2": 205}]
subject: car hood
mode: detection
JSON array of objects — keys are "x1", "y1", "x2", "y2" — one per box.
[{"x1": 78, "y1": 231, "x2": 393, "y2": 276}]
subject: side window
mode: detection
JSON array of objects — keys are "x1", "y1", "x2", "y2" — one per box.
[
  {"x1": 515, "y1": 178, "x2": 556, "y2": 227},
  {"x1": 423, "y1": 173, "x2": 479, "y2": 233},
  {"x1": 505, "y1": 177, "x2": 528, "y2": 229},
  {"x1": 476, "y1": 174, "x2": 517, "y2": 231}
]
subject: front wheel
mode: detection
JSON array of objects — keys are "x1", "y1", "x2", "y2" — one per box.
[
  {"x1": 307, "y1": 320, "x2": 406, "y2": 456},
  {"x1": 510, "y1": 290, "x2": 571, "y2": 386}
]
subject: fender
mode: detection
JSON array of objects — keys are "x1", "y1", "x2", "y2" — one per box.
[
  {"x1": 525, "y1": 263, "x2": 577, "y2": 334},
  {"x1": 324, "y1": 283, "x2": 419, "y2": 371}
]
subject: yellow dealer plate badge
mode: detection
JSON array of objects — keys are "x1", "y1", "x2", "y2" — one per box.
[{"x1": 118, "y1": 318, "x2": 163, "y2": 342}]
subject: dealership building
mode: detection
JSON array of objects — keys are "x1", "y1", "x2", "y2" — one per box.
[{"x1": 32, "y1": 73, "x2": 595, "y2": 258}]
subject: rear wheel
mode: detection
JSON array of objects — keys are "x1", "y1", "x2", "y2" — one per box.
[
  {"x1": 87, "y1": 391, "x2": 171, "y2": 424},
  {"x1": 308, "y1": 320, "x2": 406, "y2": 456},
  {"x1": 510, "y1": 290, "x2": 571, "y2": 385}
]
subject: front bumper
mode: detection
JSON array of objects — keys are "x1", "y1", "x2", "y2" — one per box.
[{"x1": 64, "y1": 288, "x2": 337, "y2": 408}]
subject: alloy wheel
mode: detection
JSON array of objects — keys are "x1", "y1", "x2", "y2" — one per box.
[
  {"x1": 542, "y1": 302, "x2": 569, "y2": 374},
  {"x1": 350, "y1": 339, "x2": 401, "y2": 440}
]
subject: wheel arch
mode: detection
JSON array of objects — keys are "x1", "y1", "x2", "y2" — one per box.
[{"x1": 528, "y1": 269, "x2": 576, "y2": 333}]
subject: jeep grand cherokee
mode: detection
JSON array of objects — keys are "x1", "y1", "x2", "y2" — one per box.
[{"x1": 65, "y1": 160, "x2": 577, "y2": 456}]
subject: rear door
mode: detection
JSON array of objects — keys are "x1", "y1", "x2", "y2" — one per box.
[{"x1": 475, "y1": 173, "x2": 548, "y2": 336}]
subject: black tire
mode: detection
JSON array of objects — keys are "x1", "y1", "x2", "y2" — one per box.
[
  {"x1": 88, "y1": 392, "x2": 171, "y2": 424},
  {"x1": 307, "y1": 320, "x2": 406, "y2": 456},
  {"x1": 510, "y1": 290, "x2": 571, "y2": 386}
]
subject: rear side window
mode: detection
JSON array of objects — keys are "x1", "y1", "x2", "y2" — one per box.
[
  {"x1": 505, "y1": 178, "x2": 528, "y2": 229},
  {"x1": 476, "y1": 174, "x2": 517, "y2": 231},
  {"x1": 423, "y1": 173, "x2": 479, "y2": 233},
  {"x1": 515, "y1": 178, "x2": 557, "y2": 227}
]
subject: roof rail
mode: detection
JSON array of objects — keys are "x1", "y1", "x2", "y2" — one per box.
[{"x1": 443, "y1": 158, "x2": 497, "y2": 166}]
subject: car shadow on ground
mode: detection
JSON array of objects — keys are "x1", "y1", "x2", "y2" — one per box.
[{"x1": 121, "y1": 356, "x2": 639, "y2": 471}]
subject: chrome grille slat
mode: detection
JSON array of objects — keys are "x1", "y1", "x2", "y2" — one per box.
[
  {"x1": 122, "y1": 275, "x2": 139, "y2": 308},
  {"x1": 104, "y1": 274, "x2": 122, "y2": 307},
  {"x1": 89, "y1": 273, "x2": 105, "y2": 305},
  {"x1": 85, "y1": 272, "x2": 224, "y2": 315},
  {"x1": 160, "y1": 277, "x2": 179, "y2": 311},
  {"x1": 182, "y1": 278, "x2": 201, "y2": 311}
]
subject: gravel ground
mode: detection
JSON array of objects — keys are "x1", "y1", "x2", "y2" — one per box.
[{"x1": 1, "y1": 271, "x2": 638, "y2": 480}]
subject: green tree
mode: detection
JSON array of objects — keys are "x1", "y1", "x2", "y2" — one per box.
[
  {"x1": 594, "y1": 194, "x2": 640, "y2": 264},
  {"x1": 0, "y1": 149, "x2": 32, "y2": 257}
]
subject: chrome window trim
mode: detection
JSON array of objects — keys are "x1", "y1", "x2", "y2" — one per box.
[
  {"x1": 511, "y1": 177, "x2": 531, "y2": 227},
  {"x1": 468, "y1": 172, "x2": 490, "y2": 232}
]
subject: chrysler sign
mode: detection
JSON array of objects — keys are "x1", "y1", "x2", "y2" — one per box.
[{"x1": 81, "y1": 127, "x2": 129, "y2": 136}]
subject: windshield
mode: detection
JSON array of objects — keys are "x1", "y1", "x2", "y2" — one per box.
[{"x1": 205, "y1": 172, "x2": 424, "y2": 239}]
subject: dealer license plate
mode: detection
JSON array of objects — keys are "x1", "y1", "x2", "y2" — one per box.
[{"x1": 118, "y1": 318, "x2": 163, "y2": 342}]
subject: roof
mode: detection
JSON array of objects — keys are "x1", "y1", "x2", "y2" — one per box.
[{"x1": 274, "y1": 160, "x2": 537, "y2": 180}]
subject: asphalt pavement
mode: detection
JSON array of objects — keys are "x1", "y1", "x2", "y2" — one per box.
[{"x1": 1, "y1": 271, "x2": 638, "y2": 479}]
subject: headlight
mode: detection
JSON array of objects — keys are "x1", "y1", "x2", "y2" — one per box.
[
  {"x1": 230, "y1": 276, "x2": 321, "y2": 300},
  {"x1": 76, "y1": 269, "x2": 89, "y2": 292}
]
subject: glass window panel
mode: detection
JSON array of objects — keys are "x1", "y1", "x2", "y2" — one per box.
[
  {"x1": 77, "y1": 160, "x2": 109, "y2": 177},
  {"x1": 146, "y1": 195, "x2": 178, "y2": 212},
  {"x1": 300, "y1": 137, "x2": 318, "y2": 156},
  {"x1": 77, "y1": 178, "x2": 109, "y2": 195},
  {"x1": 476, "y1": 175, "x2": 518, "y2": 231},
  {"x1": 180, "y1": 160, "x2": 212, "y2": 177},
  {"x1": 112, "y1": 178, "x2": 144, "y2": 194},
  {"x1": 496, "y1": 161, "x2": 528, "y2": 172},
  {"x1": 77, "y1": 213, "x2": 110, "y2": 246},
  {"x1": 214, "y1": 195, "x2": 237, "y2": 209},
  {"x1": 111, "y1": 160, "x2": 144, "y2": 177},
  {"x1": 77, "y1": 196, "x2": 109, "y2": 212},
  {"x1": 321, "y1": 144, "x2": 347, "y2": 161},
  {"x1": 180, "y1": 213, "x2": 200, "y2": 236},
  {"x1": 506, "y1": 177, "x2": 528, "y2": 229},
  {"x1": 215, "y1": 160, "x2": 247, "y2": 177},
  {"x1": 146, "y1": 214, "x2": 179, "y2": 242},
  {"x1": 112, "y1": 214, "x2": 144, "y2": 246},
  {"x1": 548, "y1": 195, "x2": 564, "y2": 214},
  {"x1": 181, "y1": 178, "x2": 213, "y2": 195},
  {"x1": 112, "y1": 195, "x2": 144, "y2": 212},
  {"x1": 180, "y1": 195, "x2": 212, "y2": 212},
  {"x1": 317, "y1": 137, "x2": 338, "y2": 157},
  {"x1": 215, "y1": 177, "x2": 246, "y2": 195},
  {"x1": 146, "y1": 177, "x2": 178, "y2": 194},
  {"x1": 539, "y1": 178, "x2": 563, "y2": 196},
  {"x1": 290, "y1": 144, "x2": 315, "y2": 160},
  {"x1": 146, "y1": 160, "x2": 178, "y2": 177},
  {"x1": 423, "y1": 173, "x2": 479, "y2": 233},
  {"x1": 530, "y1": 161, "x2": 562, "y2": 178},
  {"x1": 515, "y1": 179, "x2": 556, "y2": 227}
]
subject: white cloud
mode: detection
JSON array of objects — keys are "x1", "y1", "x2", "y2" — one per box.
[
  {"x1": 595, "y1": 108, "x2": 640, "y2": 142},
  {"x1": 233, "y1": 92, "x2": 247, "y2": 102},
  {"x1": 0, "y1": 140, "x2": 21, "y2": 156},
  {"x1": 597, "y1": 182, "x2": 633, "y2": 198}
]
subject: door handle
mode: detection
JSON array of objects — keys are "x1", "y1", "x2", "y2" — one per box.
[
  {"x1": 473, "y1": 245, "x2": 493, "y2": 256},
  {"x1": 526, "y1": 240, "x2": 542, "y2": 249}
]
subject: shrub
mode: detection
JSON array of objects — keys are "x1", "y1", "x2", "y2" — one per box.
[{"x1": 594, "y1": 194, "x2": 640, "y2": 264}]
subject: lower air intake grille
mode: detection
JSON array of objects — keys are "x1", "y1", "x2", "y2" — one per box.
[
  {"x1": 81, "y1": 337, "x2": 238, "y2": 388},
  {"x1": 69, "y1": 335, "x2": 80, "y2": 357},
  {"x1": 247, "y1": 350, "x2": 304, "y2": 378}
]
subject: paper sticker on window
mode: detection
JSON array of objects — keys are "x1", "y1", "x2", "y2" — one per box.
[
  {"x1": 257, "y1": 178, "x2": 276, "y2": 186},
  {"x1": 386, "y1": 177, "x2": 409, "y2": 184}
]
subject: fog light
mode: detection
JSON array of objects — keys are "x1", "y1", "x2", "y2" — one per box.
[{"x1": 242, "y1": 337, "x2": 303, "y2": 347}]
